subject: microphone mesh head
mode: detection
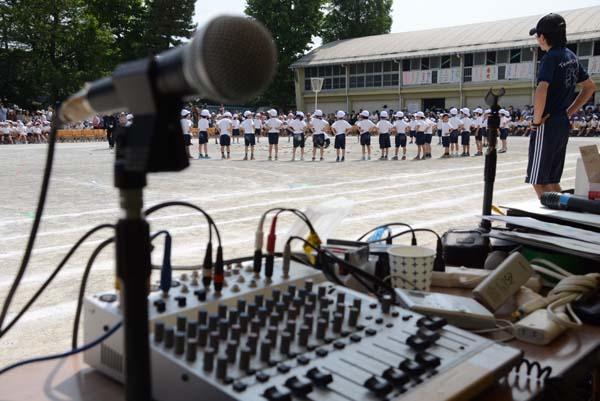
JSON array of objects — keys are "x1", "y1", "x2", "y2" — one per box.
[{"x1": 199, "y1": 16, "x2": 277, "y2": 103}]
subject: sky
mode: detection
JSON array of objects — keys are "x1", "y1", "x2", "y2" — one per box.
[{"x1": 195, "y1": 0, "x2": 599, "y2": 48}]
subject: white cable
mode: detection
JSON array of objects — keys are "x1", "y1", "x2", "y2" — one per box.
[
  {"x1": 471, "y1": 319, "x2": 515, "y2": 342},
  {"x1": 522, "y1": 258, "x2": 600, "y2": 329}
]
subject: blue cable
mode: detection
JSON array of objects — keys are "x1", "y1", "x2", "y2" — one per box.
[{"x1": 0, "y1": 321, "x2": 122, "y2": 376}]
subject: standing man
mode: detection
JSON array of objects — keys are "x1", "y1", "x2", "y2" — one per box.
[
  {"x1": 103, "y1": 114, "x2": 117, "y2": 149},
  {"x1": 527, "y1": 13, "x2": 596, "y2": 198}
]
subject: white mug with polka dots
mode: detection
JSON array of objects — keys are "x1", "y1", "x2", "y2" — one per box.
[{"x1": 387, "y1": 245, "x2": 436, "y2": 291}]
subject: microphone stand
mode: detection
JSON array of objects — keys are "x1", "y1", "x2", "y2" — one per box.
[
  {"x1": 480, "y1": 88, "x2": 504, "y2": 232},
  {"x1": 111, "y1": 58, "x2": 189, "y2": 401}
]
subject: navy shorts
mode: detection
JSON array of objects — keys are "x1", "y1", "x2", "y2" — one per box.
[
  {"x1": 424, "y1": 134, "x2": 432, "y2": 144},
  {"x1": 244, "y1": 134, "x2": 255, "y2": 147},
  {"x1": 255, "y1": 129, "x2": 261, "y2": 136},
  {"x1": 199, "y1": 131, "x2": 208, "y2": 144},
  {"x1": 293, "y1": 133, "x2": 305, "y2": 148},
  {"x1": 500, "y1": 128, "x2": 509, "y2": 140},
  {"x1": 379, "y1": 133, "x2": 391, "y2": 149},
  {"x1": 480, "y1": 128, "x2": 487, "y2": 140},
  {"x1": 268, "y1": 132, "x2": 279, "y2": 145},
  {"x1": 360, "y1": 133, "x2": 371, "y2": 146},
  {"x1": 232, "y1": 129, "x2": 240, "y2": 137},
  {"x1": 475, "y1": 129, "x2": 483, "y2": 141},
  {"x1": 450, "y1": 130, "x2": 459, "y2": 144},
  {"x1": 442, "y1": 136, "x2": 450, "y2": 148},
  {"x1": 184, "y1": 134, "x2": 192, "y2": 146},
  {"x1": 313, "y1": 133, "x2": 325, "y2": 148},
  {"x1": 437, "y1": 129, "x2": 442, "y2": 138},
  {"x1": 409, "y1": 130, "x2": 415, "y2": 138},
  {"x1": 415, "y1": 132, "x2": 425, "y2": 146},
  {"x1": 525, "y1": 115, "x2": 570, "y2": 185},
  {"x1": 395, "y1": 134, "x2": 407, "y2": 148},
  {"x1": 220, "y1": 135, "x2": 231, "y2": 146},
  {"x1": 334, "y1": 134, "x2": 346, "y2": 149},
  {"x1": 461, "y1": 131, "x2": 470, "y2": 145}
]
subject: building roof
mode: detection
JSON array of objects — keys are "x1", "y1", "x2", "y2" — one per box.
[{"x1": 291, "y1": 6, "x2": 600, "y2": 68}]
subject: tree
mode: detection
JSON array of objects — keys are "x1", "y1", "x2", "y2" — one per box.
[
  {"x1": 143, "y1": 0, "x2": 196, "y2": 57},
  {"x1": 246, "y1": 0, "x2": 323, "y2": 108},
  {"x1": 321, "y1": 0, "x2": 393, "y2": 44}
]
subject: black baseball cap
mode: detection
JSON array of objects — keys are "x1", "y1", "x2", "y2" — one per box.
[{"x1": 529, "y1": 13, "x2": 566, "y2": 36}]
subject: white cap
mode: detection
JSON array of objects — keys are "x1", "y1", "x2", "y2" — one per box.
[
  {"x1": 499, "y1": 109, "x2": 507, "y2": 115},
  {"x1": 268, "y1": 109, "x2": 277, "y2": 117},
  {"x1": 593, "y1": 114, "x2": 599, "y2": 119},
  {"x1": 181, "y1": 109, "x2": 190, "y2": 117},
  {"x1": 485, "y1": 109, "x2": 491, "y2": 114},
  {"x1": 474, "y1": 108, "x2": 483, "y2": 114},
  {"x1": 460, "y1": 108, "x2": 470, "y2": 117},
  {"x1": 380, "y1": 111, "x2": 388, "y2": 119},
  {"x1": 296, "y1": 111, "x2": 305, "y2": 117},
  {"x1": 416, "y1": 111, "x2": 425, "y2": 118},
  {"x1": 224, "y1": 111, "x2": 232, "y2": 118},
  {"x1": 395, "y1": 111, "x2": 404, "y2": 118},
  {"x1": 336, "y1": 111, "x2": 346, "y2": 119},
  {"x1": 243, "y1": 111, "x2": 252, "y2": 117},
  {"x1": 360, "y1": 110, "x2": 369, "y2": 118},
  {"x1": 233, "y1": 114, "x2": 238, "y2": 119},
  {"x1": 201, "y1": 109, "x2": 210, "y2": 117},
  {"x1": 127, "y1": 114, "x2": 134, "y2": 120},
  {"x1": 314, "y1": 110, "x2": 323, "y2": 117},
  {"x1": 449, "y1": 108, "x2": 458, "y2": 115}
]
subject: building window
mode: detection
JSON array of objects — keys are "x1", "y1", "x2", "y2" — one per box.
[
  {"x1": 594, "y1": 41, "x2": 600, "y2": 56},
  {"x1": 432, "y1": 70, "x2": 438, "y2": 84},
  {"x1": 474, "y1": 52, "x2": 485, "y2": 65},
  {"x1": 304, "y1": 64, "x2": 345, "y2": 91},
  {"x1": 305, "y1": 68, "x2": 312, "y2": 78},
  {"x1": 383, "y1": 74, "x2": 398, "y2": 87},
  {"x1": 498, "y1": 65, "x2": 506, "y2": 80},
  {"x1": 441, "y1": 55, "x2": 451, "y2": 69},
  {"x1": 411, "y1": 58, "x2": 420, "y2": 70},
  {"x1": 578, "y1": 41, "x2": 592, "y2": 57},
  {"x1": 464, "y1": 53, "x2": 473, "y2": 67},
  {"x1": 486, "y1": 51, "x2": 496, "y2": 65},
  {"x1": 510, "y1": 49, "x2": 521, "y2": 63},
  {"x1": 452, "y1": 56, "x2": 461, "y2": 67},
  {"x1": 430, "y1": 56, "x2": 441, "y2": 69},
  {"x1": 305, "y1": 80, "x2": 311, "y2": 91},
  {"x1": 464, "y1": 67, "x2": 472, "y2": 82},
  {"x1": 497, "y1": 50, "x2": 508, "y2": 64},
  {"x1": 402, "y1": 59, "x2": 411, "y2": 71},
  {"x1": 580, "y1": 59, "x2": 589, "y2": 71},
  {"x1": 421, "y1": 57, "x2": 429, "y2": 70}
]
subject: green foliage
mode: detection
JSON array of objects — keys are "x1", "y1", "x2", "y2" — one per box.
[
  {"x1": 0, "y1": 0, "x2": 196, "y2": 108},
  {"x1": 246, "y1": 0, "x2": 323, "y2": 108},
  {"x1": 321, "y1": 0, "x2": 393, "y2": 44}
]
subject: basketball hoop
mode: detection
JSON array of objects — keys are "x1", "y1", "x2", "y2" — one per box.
[{"x1": 311, "y1": 77, "x2": 324, "y2": 111}]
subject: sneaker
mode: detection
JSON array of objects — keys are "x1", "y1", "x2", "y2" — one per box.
[
  {"x1": 385, "y1": 156, "x2": 389, "y2": 160},
  {"x1": 291, "y1": 157, "x2": 295, "y2": 162},
  {"x1": 379, "y1": 156, "x2": 384, "y2": 160},
  {"x1": 498, "y1": 149, "x2": 507, "y2": 153},
  {"x1": 440, "y1": 154, "x2": 451, "y2": 159},
  {"x1": 221, "y1": 155, "x2": 226, "y2": 160},
  {"x1": 300, "y1": 157, "x2": 304, "y2": 161},
  {"x1": 320, "y1": 157, "x2": 324, "y2": 161},
  {"x1": 275, "y1": 156, "x2": 278, "y2": 160},
  {"x1": 205, "y1": 155, "x2": 211, "y2": 159},
  {"x1": 336, "y1": 156, "x2": 340, "y2": 162},
  {"x1": 413, "y1": 156, "x2": 421, "y2": 160},
  {"x1": 392, "y1": 156, "x2": 398, "y2": 160},
  {"x1": 401, "y1": 156, "x2": 406, "y2": 160},
  {"x1": 312, "y1": 157, "x2": 316, "y2": 161},
  {"x1": 251, "y1": 155, "x2": 255, "y2": 160},
  {"x1": 460, "y1": 153, "x2": 467, "y2": 157},
  {"x1": 198, "y1": 155, "x2": 203, "y2": 160},
  {"x1": 341, "y1": 157, "x2": 345, "y2": 162},
  {"x1": 268, "y1": 156, "x2": 272, "y2": 160},
  {"x1": 367, "y1": 156, "x2": 371, "y2": 161},
  {"x1": 361, "y1": 156, "x2": 366, "y2": 161},
  {"x1": 243, "y1": 155, "x2": 248, "y2": 160}
]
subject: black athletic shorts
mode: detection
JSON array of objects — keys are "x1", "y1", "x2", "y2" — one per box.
[
  {"x1": 525, "y1": 114, "x2": 569, "y2": 185},
  {"x1": 379, "y1": 133, "x2": 391, "y2": 149},
  {"x1": 437, "y1": 129, "x2": 442, "y2": 137},
  {"x1": 255, "y1": 128, "x2": 261, "y2": 136},
  {"x1": 450, "y1": 130, "x2": 459, "y2": 144},
  {"x1": 334, "y1": 134, "x2": 346, "y2": 149},
  {"x1": 244, "y1": 134, "x2": 255, "y2": 147},
  {"x1": 442, "y1": 136, "x2": 450, "y2": 148},
  {"x1": 313, "y1": 133, "x2": 325, "y2": 148},
  {"x1": 500, "y1": 128, "x2": 509, "y2": 140},
  {"x1": 416, "y1": 132, "x2": 425, "y2": 146},
  {"x1": 461, "y1": 131, "x2": 470, "y2": 146},
  {"x1": 232, "y1": 129, "x2": 240, "y2": 137},
  {"x1": 360, "y1": 132, "x2": 371, "y2": 146},
  {"x1": 268, "y1": 132, "x2": 279, "y2": 145},
  {"x1": 395, "y1": 133, "x2": 407, "y2": 148},
  {"x1": 409, "y1": 130, "x2": 415, "y2": 138},
  {"x1": 184, "y1": 134, "x2": 192, "y2": 146},
  {"x1": 220, "y1": 135, "x2": 231, "y2": 146},
  {"x1": 199, "y1": 131, "x2": 208, "y2": 145},
  {"x1": 479, "y1": 127, "x2": 487, "y2": 141},
  {"x1": 424, "y1": 134, "x2": 432, "y2": 144},
  {"x1": 293, "y1": 133, "x2": 305, "y2": 148}
]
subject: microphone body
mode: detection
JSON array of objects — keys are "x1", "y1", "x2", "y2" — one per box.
[
  {"x1": 540, "y1": 192, "x2": 600, "y2": 215},
  {"x1": 60, "y1": 16, "x2": 276, "y2": 123}
]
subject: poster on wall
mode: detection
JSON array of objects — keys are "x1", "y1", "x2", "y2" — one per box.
[
  {"x1": 589, "y1": 57, "x2": 600, "y2": 75},
  {"x1": 472, "y1": 66, "x2": 498, "y2": 82},
  {"x1": 403, "y1": 71, "x2": 433, "y2": 85},
  {"x1": 406, "y1": 102, "x2": 420, "y2": 113},
  {"x1": 438, "y1": 68, "x2": 461, "y2": 84},
  {"x1": 506, "y1": 63, "x2": 534, "y2": 80}
]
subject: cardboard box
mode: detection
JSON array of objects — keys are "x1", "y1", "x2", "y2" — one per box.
[{"x1": 579, "y1": 145, "x2": 600, "y2": 200}]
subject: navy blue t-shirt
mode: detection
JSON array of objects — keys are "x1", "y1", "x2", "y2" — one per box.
[{"x1": 537, "y1": 46, "x2": 589, "y2": 116}]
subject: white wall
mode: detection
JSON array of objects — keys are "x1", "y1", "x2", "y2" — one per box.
[
  {"x1": 352, "y1": 100, "x2": 394, "y2": 113},
  {"x1": 304, "y1": 101, "x2": 348, "y2": 115}
]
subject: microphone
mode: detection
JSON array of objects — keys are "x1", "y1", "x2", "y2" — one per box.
[
  {"x1": 540, "y1": 192, "x2": 600, "y2": 215},
  {"x1": 59, "y1": 16, "x2": 277, "y2": 123}
]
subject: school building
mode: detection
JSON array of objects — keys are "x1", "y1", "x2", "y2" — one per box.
[{"x1": 291, "y1": 6, "x2": 600, "y2": 115}]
